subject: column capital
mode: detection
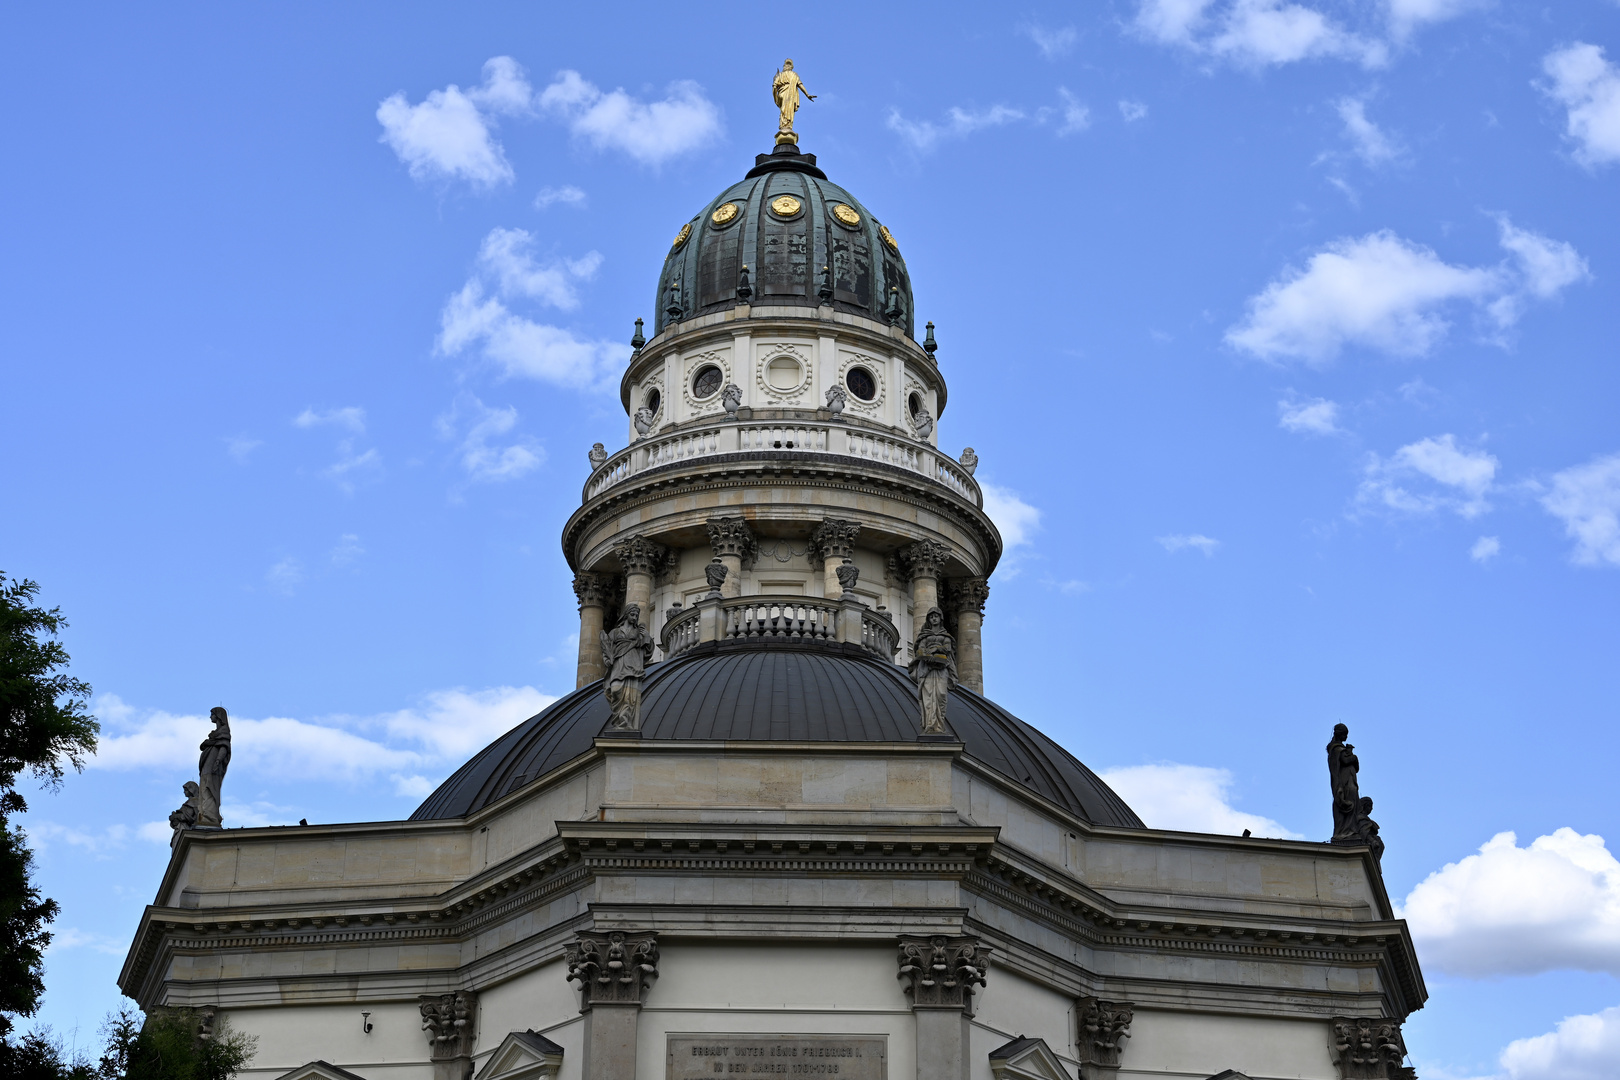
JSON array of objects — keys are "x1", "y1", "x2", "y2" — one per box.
[
  {"x1": 896, "y1": 934, "x2": 990, "y2": 1016},
  {"x1": 898, "y1": 540, "x2": 951, "y2": 582},
  {"x1": 808, "y1": 517, "x2": 861, "y2": 570},
  {"x1": 566, "y1": 930, "x2": 661, "y2": 1010},
  {"x1": 705, "y1": 517, "x2": 758, "y2": 563},
  {"x1": 1075, "y1": 997, "x2": 1134, "y2": 1080},
  {"x1": 1330, "y1": 1017, "x2": 1411, "y2": 1080},
  {"x1": 613, "y1": 536, "x2": 669, "y2": 577},
  {"x1": 947, "y1": 577, "x2": 990, "y2": 616},
  {"x1": 573, "y1": 571, "x2": 614, "y2": 611},
  {"x1": 418, "y1": 990, "x2": 478, "y2": 1060}
]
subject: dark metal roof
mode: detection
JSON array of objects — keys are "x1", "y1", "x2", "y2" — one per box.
[{"x1": 410, "y1": 640, "x2": 1142, "y2": 829}]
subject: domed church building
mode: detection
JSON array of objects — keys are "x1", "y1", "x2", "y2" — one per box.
[{"x1": 119, "y1": 67, "x2": 1425, "y2": 1080}]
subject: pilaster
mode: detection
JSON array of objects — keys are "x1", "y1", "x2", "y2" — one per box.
[
  {"x1": 1330, "y1": 1017, "x2": 1413, "y2": 1080},
  {"x1": 419, "y1": 990, "x2": 477, "y2": 1080},
  {"x1": 896, "y1": 934, "x2": 990, "y2": 1080},
  {"x1": 1075, "y1": 997, "x2": 1134, "y2": 1080},
  {"x1": 566, "y1": 930, "x2": 661, "y2": 1080}
]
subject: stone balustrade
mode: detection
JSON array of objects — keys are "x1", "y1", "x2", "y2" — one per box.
[
  {"x1": 584, "y1": 418, "x2": 981, "y2": 508},
  {"x1": 661, "y1": 596, "x2": 899, "y2": 660}
]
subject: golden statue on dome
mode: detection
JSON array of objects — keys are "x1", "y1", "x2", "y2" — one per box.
[{"x1": 772, "y1": 58, "x2": 815, "y2": 145}]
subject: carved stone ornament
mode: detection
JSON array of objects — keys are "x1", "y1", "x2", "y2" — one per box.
[
  {"x1": 1328, "y1": 724, "x2": 1383, "y2": 862},
  {"x1": 909, "y1": 609, "x2": 957, "y2": 736},
  {"x1": 899, "y1": 539, "x2": 950, "y2": 582},
  {"x1": 808, "y1": 518, "x2": 861, "y2": 570},
  {"x1": 600, "y1": 604, "x2": 653, "y2": 732},
  {"x1": 588, "y1": 442, "x2": 608, "y2": 470},
  {"x1": 721, "y1": 382, "x2": 743, "y2": 418},
  {"x1": 706, "y1": 516, "x2": 758, "y2": 563},
  {"x1": 835, "y1": 559, "x2": 860, "y2": 598},
  {"x1": 896, "y1": 934, "x2": 990, "y2": 1014},
  {"x1": 1330, "y1": 1017, "x2": 1409, "y2": 1080},
  {"x1": 633, "y1": 407, "x2": 656, "y2": 438},
  {"x1": 959, "y1": 447, "x2": 978, "y2": 476},
  {"x1": 704, "y1": 558, "x2": 728, "y2": 597},
  {"x1": 614, "y1": 536, "x2": 670, "y2": 578},
  {"x1": 948, "y1": 577, "x2": 991, "y2": 617},
  {"x1": 572, "y1": 571, "x2": 614, "y2": 611},
  {"x1": 167, "y1": 780, "x2": 200, "y2": 835},
  {"x1": 911, "y1": 406, "x2": 935, "y2": 440},
  {"x1": 1075, "y1": 998, "x2": 1134, "y2": 1075},
  {"x1": 194, "y1": 707, "x2": 231, "y2": 828},
  {"x1": 565, "y1": 931, "x2": 660, "y2": 1008},
  {"x1": 825, "y1": 384, "x2": 847, "y2": 416},
  {"x1": 419, "y1": 991, "x2": 478, "y2": 1060}
]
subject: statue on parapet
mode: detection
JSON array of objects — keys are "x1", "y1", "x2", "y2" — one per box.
[
  {"x1": 722, "y1": 382, "x2": 743, "y2": 419},
  {"x1": 1327, "y1": 723, "x2": 1384, "y2": 863},
  {"x1": 601, "y1": 605, "x2": 654, "y2": 731},
  {"x1": 909, "y1": 608, "x2": 957, "y2": 736},
  {"x1": 167, "y1": 780, "x2": 200, "y2": 838},
  {"x1": 195, "y1": 707, "x2": 232, "y2": 827}
]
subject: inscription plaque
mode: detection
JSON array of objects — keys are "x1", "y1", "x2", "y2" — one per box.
[{"x1": 668, "y1": 1034, "x2": 886, "y2": 1079}]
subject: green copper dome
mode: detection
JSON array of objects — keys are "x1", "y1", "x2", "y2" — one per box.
[{"x1": 652, "y1": 146, "x2": 915, "y2": 338}]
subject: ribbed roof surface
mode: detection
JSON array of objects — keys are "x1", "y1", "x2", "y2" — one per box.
[{"x1": 410, "y1": 641, "x2": 1142, "y2": 829}]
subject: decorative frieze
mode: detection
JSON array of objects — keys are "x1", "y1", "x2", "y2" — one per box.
[
  {"x1": 898, "y1": 540, "x2": 949, "y2": 582},
  {"x1": 706, "y1": 517, "x2": 758, "y2": 563},
  {"x1": 1075, "y1": 998, "x2": 1134, "y2": 1078},
  {"x1": 896, "y1": 934, "x2": 990, "y2": 1014},
  {"x1": 808, "y1": 518, "x2": 861, "y2": 570},
  {"x1": 1331, "y1": 1017, "x2": 1410, "y2": 1080},
  {"x1": 565, "y1": 931, "x2": 661, "y2": 1008},
  {"x1": 419, "y1": 990, "x2": 478, "y2": 1059}
]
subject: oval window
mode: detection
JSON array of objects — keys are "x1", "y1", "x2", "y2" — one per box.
[
  {"x1": 692, "y1": 365, "x2": 723, "y2": 399},
  {"x1": 846, "y1": 367, "x2": 877, "y2": 401},
  {"x1": 908, "y1": 391, "x2": 923, "y2": 418},
  {"x1": 767, "y1": 356, "x2": 802, "y2": 390},
  {"x1": 646, "y1": 388, "x2": 662, "y2": 416}
]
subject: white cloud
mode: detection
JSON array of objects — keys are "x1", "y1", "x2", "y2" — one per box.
[
  {"x1": 1134, "y1": 0, "x2": 1218, "y2": 45},
  {"x1": 538, "y1": 70, "x2": 722, "y2": 166},
  {"x1": 476, "y1": 227, "x2": 602, "y2": 311},
  {"x1": 436, "y1": 394, "x2": 545, "y2": 484},
  {"x1": 1358, "y1": 434, "x2": 1498, "y2": 519},
  {"x1": 293, "y1": 406, "x2": 366, "y2": 432},
  {"x1": 1278, "y1": 395, "x2": 1341, "y2": 435},
  {"x1": 1157, "y1": 533, "x2": 1221, "y2": 555},
  {"x1": 1211, "y1": 0, "x2": 1384, "y2": 68},
  {"x1": 1099, "y1": 764, "x2": 1301, "y2": 838},
  {"x1": 437, "y1": 280, "x2": 623, "y2": 390},
  {"x1": 1119, "y1": 99, "x2": 1149, "y2": 122},
  {"x1": 25, "y1": 821, "x2": 131, "y2": 855},
  {"x1": 377, "y1": 57, "x2": 534, "y2": 188},
  {"x1": 266, "y1": 556, "x2": 303, "y2": 595},
  {"x1": 225, "y1": 434, "x2": 262, "y2": 463},
  {"x1": 534, "y1": 185, "x2": 586, "y2": 210},
  {"x1": 46, "y1": 927, "x2": 128, "y2": 955},
  {"x1": 1398, "y1": 828, "x2": 1620, "y2": 978},
  {"x1": 137, "y1": 820, "x2": 171, "y2": 844},
  {"x1": 379, "y1": 686, "x2": 554, "y2": 760},
  {"x1": 1057, "y1": 90, "x2": 1091, "y2": 136},
  {"x1": 980, "y1": 481, "x2": 1041, "y2": 551},
  {"x1": 1386, "y1": 0, "x2": 1483, "y2": 40},
  {"x1": 1337, "y1": 97, "x2": 1401, "y2": 165},
  {"x1": 1470, "y1": 535, "x2": 1500, "y2": 563},
  {"x1": 1541, "y1": 43, "x2": 1620, "y2": 168},
  {"x1": 886, "y1": 105, "x2": 1026, "y2": 153},
  {"x1": 322, "y1": 445, "x2": 383, "y2": 491},
  {"x1": 1541, "y1": 453, "x2": 1620, "y2": 567},
  {"x1": 1227, "y1": 221, "x2": 1585, "y2": 364},
  {"x1": 330, "y1": 533, "x2": 365, "y2": 568},
  {"x1": 1499, "y1": 1005, "x2": 1620, "y2": 1080},
  {"x1": 393, "y1": 774, "x2": 440, "y2": 799},
  {"x1": 1021, "y1": 22, "x2": 1078, "y2": 58}
]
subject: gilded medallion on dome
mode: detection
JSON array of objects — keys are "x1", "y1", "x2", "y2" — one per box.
[
  {"x1": 878, "y1": 223, "x2": 899, "y2": 253},
  {"x1": 769, "y1": 194, "x2": 803, "y2": 217},
  {"x1": 671, "y1": 222, "x2": 692, "y2": 250},
  {"x1": 711, "y1": 202, "x2": 739, "y2": 226},
  {"x1": 831, "y1": 203, "x2": 861, "y2": 227}
]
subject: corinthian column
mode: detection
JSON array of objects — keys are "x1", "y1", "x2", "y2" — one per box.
[
  {"x1": 809, "y1": 518, "x2": 861, "y2": 598},
  {"x1": 567, "y1": 930, "x2": 661, "y2": 1080},
  {"x1": 948, "y1": 578, "x2": 990, "y2": 695},
  {"x1": 900, "y1": 540, "x2": 949, "y2": 621},
  {"x1": 897, "y1": 934, "x2": 990, "y2": 1080},
  {"x1": 705, "y1": 517, "x2": 755, "y2": 598},
  {"x1": 573, "y1": 572, "x2": 613, "y2": 688},
  {"x1": 614, "y1": 536, "x2": 668, "y2": 613}
]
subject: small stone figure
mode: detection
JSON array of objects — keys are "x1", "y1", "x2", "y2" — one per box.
[
  {"x1": 959, "y1": 447, "x2": 978, "y2": 476},
  {"x1": 825, "y1": 384, "x2": 847, "y2": 417},
  {"x1": 1359, "y1": 796, "x2": 1385, "y2": 864},
  {"x1": 909, "y1": 609, "x2": 957, "y2": 735},
  {"x1": 633, "y1": 407, "x2": 656, "y2": 438},
  {"x1": 1326, "y1": 723, "x2": 1362, "y2": 843},
  {"x1": 195, "y1": 707, "x2": 232, "y2": 828},
  {"x1": 704, "y1": 558, "x2": 728, "y2": 597},
  {"x1": 588, "y1": 442, "x2": 608, "y2": 470},
  {"x1": 721, "y1": 382, "x2": 743, "y2": 419},
  {"x1": 167, "y1": 780, "x2": 200, "y2": 833},
  {"x1": 911, "y1": 407, "x2": 935, "y2": 440},
  {"x1": 835, "y1": 558, "x2": 859, "y2": 598},
  {"x1": 600, "y1": 605, "x2": 654, "y2": 731}
]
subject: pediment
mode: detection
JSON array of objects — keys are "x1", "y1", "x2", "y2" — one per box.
[
  {"x1": 1206, "y1": 1072, "x2": 1255, "y2": 1080},
  {"x1": 474, "y1": 1030, "x2": 565, "y2": 1080},
  {"x1": 271, "y1": 1062, "x2": 370, "y2": 1080},
  {"x1": 989, "y1": 1036, "x2": 1073, "y2": 1080}
]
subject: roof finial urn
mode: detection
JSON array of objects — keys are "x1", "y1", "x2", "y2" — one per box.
[
  {"x1": 630, "y1": 317, "x2": 646, "y2": 353},
  {"x1": 737, "y1": 264, "x2": 752, "y2": 302},
  {"x1": 819, "y1": 263, "x2": 834, "y2": 304},
  {"x1": 923, "y1": 321, "x2": 938, "y2": 357}
]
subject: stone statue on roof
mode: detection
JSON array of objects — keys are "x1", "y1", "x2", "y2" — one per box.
[
  {"x1": 601, "y1": 604, "x2": 654, "y2": 731},
  {"x1": 909, "y1": 608, "x2": 957, "y2": 736},
  {"x1": 195, "y1": 707, "x2": 231, "y2": 827}
]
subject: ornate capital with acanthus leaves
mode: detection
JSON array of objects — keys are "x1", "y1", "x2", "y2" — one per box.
[
  {"x1": 614, "y1": 536, "x2": 670, "y2": 578},
  {"x1": 1075, "y1": 997, "x2": 1134, "y2": 1075},
  {"x1": 566, "y1": 930, "x2": 661, "y2": 1009},
  {"x1": 947, "y1": 577, "x2": 990, "y2": 616},
  {"x1": 808, "y1": 518, "x2": 861, "y2": 570},
  {"x1": 1330, "y1": 1017, "x2": 1411, "y2": 1080},
  {"x1": 898, "y1": 540, "x2": 950, "y2": 582},
  {"x1": 418, "y1": 990, "x2": 477, "y2": 1060},
  {"x1": 706, "y1": 517, "x2": 758, "y2": 563},
  {"x1": 572, "y1": 571, "x2": 614, "y2": 611},
  {"x1": 896, "y1": 934, "x2": 990, "y2": 1015}
]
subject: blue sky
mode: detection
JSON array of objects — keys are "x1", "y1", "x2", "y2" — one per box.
[{"x1": 5, "y1": 2, "x2": 1620, "y2": 1076}]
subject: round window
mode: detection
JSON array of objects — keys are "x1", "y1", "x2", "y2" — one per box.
[
  {"x1": 692, "y1": 365, "x2": 723, "y2": 399},
  {"x1": 846, "y1": 367, "x2": 877, "y2": 401},
  {"x1": 766, "y1": 356, "x2": 802, "y2": 390},
  {"x1": 646, "y1": 388, "x2": 662, "y2": 416},
  {"x1": 908, "y1": 392, "x2": 924, "y2": 418}
]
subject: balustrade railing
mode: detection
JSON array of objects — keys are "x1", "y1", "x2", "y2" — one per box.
[
  {"x1": 660, "y1": 597, "x2": 899, "y2": 661},
  {"x1": 845, "y1": 431, "x2": 921, "y2": 472},
  {"x1": 738, "y1": 424, "x2": 828, "y2": 452}
]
